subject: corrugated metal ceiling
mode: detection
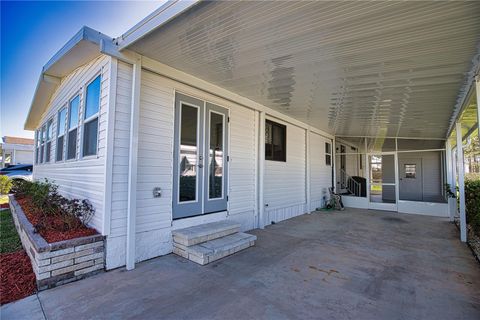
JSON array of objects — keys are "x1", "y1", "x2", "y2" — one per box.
[{"x1": 129, "y1": 1, "x2": 480, "y2": 139}]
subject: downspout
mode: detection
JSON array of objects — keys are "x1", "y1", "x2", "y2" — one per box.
[
  {"x1": 126, "y1": 55, "x2": 142, "y2": 270},
  {"x1": 258, "y1": 111, "x2": 265, "y2": 229}
]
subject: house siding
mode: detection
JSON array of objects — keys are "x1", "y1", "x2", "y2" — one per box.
[
  {"x1": 33, "y1": 55, "x2": 111, "y2": 232},
  {"x1": 310, "y1": 132, "x2": 332, "y2": 211},
  {"x1": 264, "y1": 120, "x2": 307, "y2": 223}
]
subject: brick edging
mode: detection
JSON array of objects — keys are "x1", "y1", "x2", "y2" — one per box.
[{"x1": 8, "y1": 194, "x2": 105, "y2": 290}]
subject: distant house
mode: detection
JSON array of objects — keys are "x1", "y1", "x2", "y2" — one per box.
[
  {"x1": 1, "y1": 136, "x2": 34, "y2": 167},
  {"x1": 23, "y1": 2, "x2": 480, "y2": 270}
]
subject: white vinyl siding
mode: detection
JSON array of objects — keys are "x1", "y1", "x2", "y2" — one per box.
[
  {"x1": 265, "y1": 121, "x2": 306, "y2": 223},
  {"x1": 310, "y1": 132, "x2": 333, "y2": 211},
  {"x1": 33, "y1": 55, "x2": 111, "y2": 232},
  {"x1": 228, "y1": 105, "x2": 257, "y2": 230}
]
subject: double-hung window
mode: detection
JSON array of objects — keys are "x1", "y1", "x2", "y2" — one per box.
[
  {"x1": 325, "y1": 142, "x2": 332, "y2": 166},
  {"x1": 35, "y1": 130, "x2": 40, "y2": 164},
  {"x1": 83, "y1": 75, "x2": 101, "y2": 157},
  {"x1": 265, "y1": 120, "x2": 286, "y2": 162},
  {"x1": 67, "y1": 95, "x2": 80, "y2": 160},
  {"x1": 45, "y1": 119, "x2": 53, "y2": 163},
  {"x1": 56, "y1": 108, "x2": 67, "y2": 161},
  {"x1": 39, "y1": 125, "x2": 46, "y2": 164}
]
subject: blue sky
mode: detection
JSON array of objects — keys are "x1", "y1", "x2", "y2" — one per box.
[{"x1": 1, "y1": 1, "x2": 162, "y2": 138}]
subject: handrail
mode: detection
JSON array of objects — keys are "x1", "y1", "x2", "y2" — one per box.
[{"x1": 339, "y1": 168, "x2": 362, "y2": 197}]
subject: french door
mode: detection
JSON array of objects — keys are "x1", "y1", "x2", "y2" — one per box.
[{"x1": 173, "y1": 93, "x2": 229, "y2": 219}]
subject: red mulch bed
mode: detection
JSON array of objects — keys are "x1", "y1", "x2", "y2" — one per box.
[
  {"x1": 0, "y1": 250, "x2": 36, "y2": 305},
  {"x1": 16, "y1": 197, "x2": 97, "y2": 243}
]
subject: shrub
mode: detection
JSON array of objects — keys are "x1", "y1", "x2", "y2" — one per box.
[
  {"x1": 0, "y1": 176, "x2": 13, "y2": 194},
  {"x1": 10, "y1": 179, "x2": 95, "y2": 230},
  {"x1": 465, "y1": 178, "x2": 480, "y2": 236}
]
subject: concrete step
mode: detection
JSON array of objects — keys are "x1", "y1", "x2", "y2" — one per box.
[
  {"x1": 173, "y1": 232, "x2": 257, "y2": 265},
  {"x1": 172, "y1": 220, "x2": 241, "y2": 246}
]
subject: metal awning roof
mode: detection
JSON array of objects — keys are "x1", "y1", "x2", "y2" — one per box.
[{"x1": 125, "y1": 1, "x2": 480, "y2": 139}]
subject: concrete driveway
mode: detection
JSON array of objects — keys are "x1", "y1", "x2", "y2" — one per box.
[{"x1": 3, "y1": 208, "x2": 480, "y2": 319}]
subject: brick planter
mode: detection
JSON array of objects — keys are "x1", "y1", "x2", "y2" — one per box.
[{"x1": 8, "y1": 195, "x2": 105, "y2": 290}]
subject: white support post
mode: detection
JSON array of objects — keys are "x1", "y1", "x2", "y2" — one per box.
[
  {"x1": 455, "y1": 122, "x2": 467, "y2": 242},
  {"x1": 258, "y1": 111, "x2": 266, "y2": 229},
  {"x1": 126, "y1": 56, "x2": 142, "y2": 270},
  {"x1": 332, "y1": 137, "x2": 337, "y2": 193},
  {"x1": 305, "y1": 129, "x2": 311, "y2": 213},
  {"x1": 476, "y1": 75, "x2": 480, "y2": 138},
  {"x1": 446, "y1": 140, "x2": 455, "y2": 221}
]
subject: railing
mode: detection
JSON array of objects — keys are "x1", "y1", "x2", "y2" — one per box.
[{"x1": 340, "y1": 169, "x2": 362, "y2": 197}]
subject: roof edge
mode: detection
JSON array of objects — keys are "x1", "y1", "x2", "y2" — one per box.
[
  {"x1": 116, "y1": 0, "x2": 201, "y2": 50},
  {"x1": 24, "y1": 26, "x2": 113, "y2": 131}
]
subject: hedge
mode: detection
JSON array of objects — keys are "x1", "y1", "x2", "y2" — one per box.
[{"x1": 465, "y1": 178, "x2": 480, "y2": 236}]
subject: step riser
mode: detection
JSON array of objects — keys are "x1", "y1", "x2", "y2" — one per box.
[
  {"x1": 173, "y1": 233, "x2": 257, "y2": 265},
  {"x1": 173, "y1": 226, "x2": 240, "y2": 247}
]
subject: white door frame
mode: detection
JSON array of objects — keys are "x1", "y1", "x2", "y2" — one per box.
[{"x1": 367, "y1": 151, "x2": 398, "y2": 212}]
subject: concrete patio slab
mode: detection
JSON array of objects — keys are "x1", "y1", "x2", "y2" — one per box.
[{"x1": 2, "y1": 208, "x2": 480, "y2": 319}]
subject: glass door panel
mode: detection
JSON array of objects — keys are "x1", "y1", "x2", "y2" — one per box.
[
  {"x1": 173, "y1": 94, "x2": 204, "y2": 219},
  {"x1": 204, "y1": 103, "x2": 228, "y2": 214}
]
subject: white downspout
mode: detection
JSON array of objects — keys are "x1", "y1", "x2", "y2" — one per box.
[
  {"x1": 258, "y1": 111, "x2": 265, "y2": 229},
  {"x1": 126, "y1": 56, "x2": 142, "y2": 270},
  {"x1": 455, "y1": 122, "x2": 467, "y2": 242},
  {"x1": 332, "y1": 137, "x2": 337, "y2": 193}
]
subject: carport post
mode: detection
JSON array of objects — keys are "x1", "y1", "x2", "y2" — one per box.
[
  {"x1": 445, "y1": 140, "x2": 455, "y2": 221},
  {"x1": 258, "y1": 111, "x2": 266, "y2": 229},
  {"x1": 476, "y1": 75, "x2": 480, "y2": 139},
  {"x1": 455, "y1": 122, "x2": 467, "y2": 242}
]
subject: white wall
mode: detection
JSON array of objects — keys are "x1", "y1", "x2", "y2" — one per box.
[
  {"x1": 106, "y1": 67, "x2": 259, "y2": 269},
  {"x1": 264, "y1": 120, "x2": 307, "y2": 223},
  {"x1": 33, "y1": 55, "x2": 111, "y2": 232},
  {"x1": 309, "y1": 132, "x2": 332, "y2": 211}
]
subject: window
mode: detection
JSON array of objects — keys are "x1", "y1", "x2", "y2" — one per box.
[
  {"x1": 67, "y1": 95, "x2": 80, "y2": 160},
  {"x1": 83, "y1": 75, "x2": 101, "y2": 157},
  {"x1": 405, "y1": 164, "x2": 416, "y2": 179},
  {"x1": 45, "y1": 119, "x2": 53, "y2": 162},
  {"x1": 265, "y1": 120, "x2": 286, "y2": 162},
  {"x1": 56, "y1": 108, "x2": 67, "y2": 161},
  {"x1": 325, "y1": 142, "x2": 332, "y2": 166},
  {"x1": 35, "y1": 130, "x2": 39, "y2": 164},
  {"x1": 39, "y1": 125, "x2": 46, "y2": 163}
]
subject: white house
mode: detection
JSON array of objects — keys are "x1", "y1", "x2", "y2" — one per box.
[
  {"x1": 24, "y1": 1, "x2": 480, "y2": 270},
  {"x1": 1, "y1": 136, "x2": 34, "y2": 167}
]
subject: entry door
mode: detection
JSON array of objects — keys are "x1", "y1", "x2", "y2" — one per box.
[
  {"x1": 399, "y1": 158, "x2": 423, "y2": 201},
  {"x1": 368, "y1": 153, "x2": 397, "y2": 211},
  {"x1": 173, "y1": 93, "x2": 228, "y2": 219}
]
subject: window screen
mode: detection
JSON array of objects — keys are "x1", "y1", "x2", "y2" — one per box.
[{"x1": 265, "y1": 120, "x2": 286, "y2": 162}]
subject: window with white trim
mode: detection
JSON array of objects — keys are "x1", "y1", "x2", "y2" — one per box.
[
  {"x1": 325, "y1": 142, "x2": 332, "y2": 166},
  {"x1": 67, "y1": 95, "x2": 80, "y2": 160},
  {"x1": 39, "y1": 124, "x2": 46, "y2": 164},
  {"x1": 45, "y1": 119, "x2": 53, "y2": 163},
  {"x1": 265, "y1": 120, "x2": 286, "y2": 162},
  {"x1": 35, "y1": 130, "x2": 40, "y2": 164},
  {"x1": 56, "y1": 107, "x2": 67, "y2": 161},
  {"x1": 82, "y1": 75, "x2": 101, "y2": 157}
]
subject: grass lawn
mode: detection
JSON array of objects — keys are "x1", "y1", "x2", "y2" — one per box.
[{"x1": 0, "y1": 209, "x2": 22, "y2": 254}]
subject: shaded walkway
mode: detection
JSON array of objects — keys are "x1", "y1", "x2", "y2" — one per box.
[{"x1": 3, "y1": 209, "x2": 480, "y2": 319}]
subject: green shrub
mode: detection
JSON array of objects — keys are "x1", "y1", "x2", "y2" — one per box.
[
  {"x1": 10, "y1": 179, "x2": 94, "y2": 228},
  {"x1": 465, "y1": 178, "x2": 480, "y2": 236},
  {"x1": 0, "y1": 176, "x2": 13, "y2": 195}
]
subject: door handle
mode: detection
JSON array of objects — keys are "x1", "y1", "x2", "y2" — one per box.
[{"x1": 198, "y1": 163, "x2": 203, "y2": 168}]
